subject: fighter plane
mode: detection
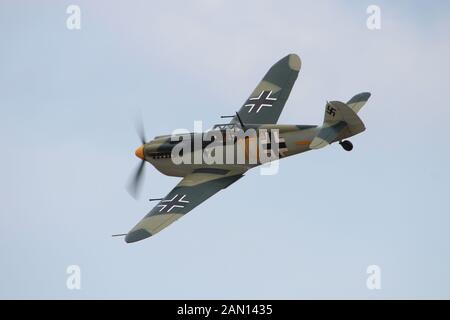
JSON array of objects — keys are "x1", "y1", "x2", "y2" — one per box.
[{"x1": 119, "y1": 53, "x2": 371, "y2": 243}]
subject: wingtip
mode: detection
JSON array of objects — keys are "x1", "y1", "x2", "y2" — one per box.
[
  {"x1": 124, "y1": 229, "x2": 152, "y2": 243},
  {"x1": 287, "y1": 53, "x2": 301, "y2": 71}
]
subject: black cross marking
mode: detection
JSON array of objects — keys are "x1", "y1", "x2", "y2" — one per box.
[
  {"x1": 261, "y1": 131, "x2": 288, "y2": 158},
  {"x1": 244, "y1": 90, "x2": 277, "y2": 113},
  {"x1": 156, "y1": 194, "x2": 190, "y2": 213}
]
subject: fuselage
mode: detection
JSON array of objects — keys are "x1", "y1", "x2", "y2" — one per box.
[{"x1": 141, "y1": 124, "x2": 325, "y2": 177}]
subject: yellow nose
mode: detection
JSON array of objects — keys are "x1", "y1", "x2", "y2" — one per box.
[{"x1": 135, "y1": 145, "x2": 144, "y2": 160}]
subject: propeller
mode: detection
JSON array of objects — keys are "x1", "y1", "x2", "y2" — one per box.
[
  {"x1": 126, "y1": 116, "x2": 147, "y2": 199},
  {"x1": 134, "y1": 113, "x2": 146, "y2": 145}
]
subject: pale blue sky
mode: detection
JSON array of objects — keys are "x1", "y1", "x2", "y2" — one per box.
[{"x1": 1, "y1": 0, "x2": 450, "y2": 299}]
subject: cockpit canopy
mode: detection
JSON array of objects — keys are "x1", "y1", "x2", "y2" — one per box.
[{"x1": 211, "y1": 123, "x2": 241, "y2": 131}]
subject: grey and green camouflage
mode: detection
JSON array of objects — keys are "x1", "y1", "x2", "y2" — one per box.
[{"x1": 123, "y1": 53, "x2": 371, "y2": 243}]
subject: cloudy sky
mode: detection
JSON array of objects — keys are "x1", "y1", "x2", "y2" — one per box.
[{"x1": 1, "y1": 0, "x2": 450, "y2": 299}]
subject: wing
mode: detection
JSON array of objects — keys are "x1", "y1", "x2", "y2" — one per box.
[
  {"x1": 232, "y1": 53, "x2": 301, "y2": 125},
  {"x1": 125, "y1": 171, "x2": 245, "y2": 243}
]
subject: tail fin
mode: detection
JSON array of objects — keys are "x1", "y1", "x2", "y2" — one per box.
[
  {"x1": 323, "y1": 101, "x2": 365, "y2": 128},
  {"x1": 310, "y1": 100, "x2": 366, "y2": 149},
  {"x1": 347, "y1": 92, "x2": 371, "y2": 113}
]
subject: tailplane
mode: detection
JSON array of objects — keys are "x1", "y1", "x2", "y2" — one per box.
[
  {"x1": 347, "y1": 92, "x2": 371, "y2": 113},
  {"x1": 310, "y1": 96, "x2": 368, "y2": 150}
]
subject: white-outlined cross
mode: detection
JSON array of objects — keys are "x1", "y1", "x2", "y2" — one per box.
[
  {"x1": 261, "y1": 131, "x2": 288, "y2": 157},
  {"x1": 244, "y1": 90, "x2": 277, "y2": 113},
  {"x1": 156, "y1": 194, "x2": 190, "y2": 213}
]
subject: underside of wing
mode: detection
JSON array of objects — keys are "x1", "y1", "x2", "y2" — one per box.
[
  {"x1": 125, "y1": 170, "x2": 245, "y2": 243},
  {"x1": 232, "y1": 53, "x2": 301, "y2": 125}
]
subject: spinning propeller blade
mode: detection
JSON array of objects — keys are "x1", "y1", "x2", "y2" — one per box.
[{"x1": 126, "y1": 116, "x2": 147, "y2": 199}]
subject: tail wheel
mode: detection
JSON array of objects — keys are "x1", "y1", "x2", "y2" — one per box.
[{"x1": 339, "y1": 140, "x2": 353, "y2": 151}]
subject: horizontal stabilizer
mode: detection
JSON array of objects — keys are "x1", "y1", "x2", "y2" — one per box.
[
  {"x1": 347, "y1": 92, "x2": 371, "y2": 113},
  {"x1": 310, "y1": 122, "x2": 347, "y2": 149}
]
